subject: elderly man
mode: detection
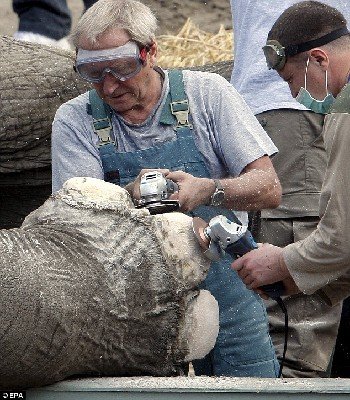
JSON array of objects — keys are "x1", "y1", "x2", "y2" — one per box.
[
  {"x1": 52, "y1": 0, "x2": 281, "y2": 377},
  {"x1": 233, "y1": 1, "x2": 350, "y2": 308}
]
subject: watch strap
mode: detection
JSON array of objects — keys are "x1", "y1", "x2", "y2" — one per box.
[
  {"x1": 210, "y1": 179, "x2": 225, "y2": 206},
  {"x1": 213, "y1": 179, "x2": 223, "y2": 191}
]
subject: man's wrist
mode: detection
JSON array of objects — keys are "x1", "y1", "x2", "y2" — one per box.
[
  {"x1": 209, "y1": 179, "x2": 225, "y2": 207},
  {"x1": 203, "y1": 178, "x2": 215, "y2": 206},
  {"x1": 124, "y1": 182, "x2": 134, "y2": 196}
]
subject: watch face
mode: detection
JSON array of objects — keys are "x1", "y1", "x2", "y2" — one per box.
[{"x1": 212, "y1": 190, "x2": 225, "y2": 206}]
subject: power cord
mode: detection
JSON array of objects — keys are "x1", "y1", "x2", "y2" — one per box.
[{"x1": 275, "y1": 296, "x2": 289, "y2": 378}]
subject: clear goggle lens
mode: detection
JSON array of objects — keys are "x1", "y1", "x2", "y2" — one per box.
[
  {"x1": 76, "y1": 56, "x2": 142, "y2": 82},
  {"x1": 262, "y1": 41, "x2": 286, "y2": 70}
]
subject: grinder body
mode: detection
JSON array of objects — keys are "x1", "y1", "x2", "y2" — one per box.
[
  {"x1": 199, "y1": 215, "x2": 285, "y2": 300},
  {"x1": 137, "y1": 171, "x2": 179, "y2": 214}
]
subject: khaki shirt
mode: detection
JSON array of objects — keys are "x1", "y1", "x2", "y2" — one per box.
[
  {"x1": 256, "y1": 110, "x2": 325, "y2": 219},
  {"x1": 284, "y1": 83, "x2": 350, "y2": 302}
]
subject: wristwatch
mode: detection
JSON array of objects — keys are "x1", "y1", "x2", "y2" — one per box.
[{"x1": 209, "y1": 179, "x2": 225, "y2": 207}]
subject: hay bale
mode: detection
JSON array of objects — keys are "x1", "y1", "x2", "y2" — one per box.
[{"x1": 157, "y1": 18, "x2": 233, "y2": 68}]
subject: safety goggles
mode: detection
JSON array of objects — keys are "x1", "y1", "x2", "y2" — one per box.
[
  {"x1": 263, "y1": 26, "x2": 349, "y2": 70},
  {"x1": 75, "y1": 41, "x2": 147, "y2": 82},
  {"x1": 263, "y1": 40, "x2": 287, "y2": 70}
]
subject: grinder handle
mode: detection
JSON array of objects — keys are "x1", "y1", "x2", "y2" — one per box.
[{"x1": 226, "y1": 231, "x2": 285, "y2": 300}]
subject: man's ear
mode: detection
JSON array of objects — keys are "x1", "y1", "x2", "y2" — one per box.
[
  {"x1": 309, "y1": 48, "x2": 329, "y2": 70},
  {"x1": 148, "y1": 42, "x2": 158, "y2": 67}
]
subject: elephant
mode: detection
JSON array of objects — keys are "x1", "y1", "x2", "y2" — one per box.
[
  {"x1": 0, "y1": 35, "x2": 233, "y2": 229},
  {"x1": 0, "y1": 36, "x2": 89, "y2": 229},
  {"x1": 0, "y1": 176, "x2": 219, "y2": 389}
]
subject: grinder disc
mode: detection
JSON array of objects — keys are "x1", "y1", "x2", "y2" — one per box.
[
  {"x1": 136, "y1": 200, "x2": 180, "y2": 215},
  {"x1": 192, "y1": 217, "x2": 210, "y2": 250}
]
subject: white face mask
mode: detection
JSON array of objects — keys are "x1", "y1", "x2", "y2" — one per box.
[{"x1": 295, "y1": 57, "x2": 335, "y2": 114}]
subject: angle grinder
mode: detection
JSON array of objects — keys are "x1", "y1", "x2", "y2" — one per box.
[
  {"x1": 136, "y1": 171, "x2": 180, "y2": 215},
  {"x1": 192, "y1": 215, "x2": 285, "y2": 299}
]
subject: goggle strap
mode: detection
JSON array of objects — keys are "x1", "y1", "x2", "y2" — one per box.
[{"x1": 285, "y1": 27, "x2": 349, "y2": 57}]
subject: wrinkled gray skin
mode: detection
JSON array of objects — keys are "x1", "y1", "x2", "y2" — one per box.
[
  {"x1": 0, "y1": 37, "x2": 88, "y2": 176},
  {"x1": 0, "y1": 36, "x2": 233, "y2": 229},
  {"x1": 0, "y1": 177, "x2": 217, "y2": 389},
  {"x1": 0, "y1": 36, "x2": 89, "y2": 228}
]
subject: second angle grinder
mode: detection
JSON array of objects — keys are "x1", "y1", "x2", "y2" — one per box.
[{"x1": 192, "y1": 214, "x2": 285, "y2": 299}]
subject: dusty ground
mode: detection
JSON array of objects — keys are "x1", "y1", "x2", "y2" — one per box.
[{"x1": 0, "y1": 0, "x2": 232, "y2": 37}]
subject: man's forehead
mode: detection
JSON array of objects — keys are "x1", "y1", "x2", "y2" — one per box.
[{"x1": 78, "y1": 28, "x2": 131, "y2": 51}]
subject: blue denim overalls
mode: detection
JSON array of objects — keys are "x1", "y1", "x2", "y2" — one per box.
[{"x1": 88, "y1": 70, "x2": 279, "y2": 377}]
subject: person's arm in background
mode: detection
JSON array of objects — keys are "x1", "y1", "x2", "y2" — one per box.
[
  {"x1": 233, "y1": 111, "x2": 350, "y2": 294},
  {"x1": 282, "y1": 112, "x2": 350, "y2": 292}
]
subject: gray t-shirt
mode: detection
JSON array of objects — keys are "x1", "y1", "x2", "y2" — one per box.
[
  {"x1": 230, "y1": 0, "x2": 350, "y2": 115},
  {"x1": 52, "y1": 69, "x2": 277, "y2": 194}
]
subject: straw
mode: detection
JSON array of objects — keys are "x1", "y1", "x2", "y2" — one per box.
[{"x1": 157, "y1": 18, "x2": 233, "y2": 68}]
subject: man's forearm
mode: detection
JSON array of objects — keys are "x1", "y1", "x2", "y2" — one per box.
[
  {"x1": 178, "y1": 167, "x2": 281, "y2": 212},
  {"x1": 149, "y1": 157, "x2": 281, "y2": 213},
  {"x1": 218, "y1": 155, "x2": 282, "y2": 211},
  {"x1": 219, "y1": 167, "x2": 281, "y2": 210}
]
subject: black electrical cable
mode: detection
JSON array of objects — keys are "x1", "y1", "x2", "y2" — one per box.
[{"x1": 275, "y1": 296, "x2": 289, "y2": 378}]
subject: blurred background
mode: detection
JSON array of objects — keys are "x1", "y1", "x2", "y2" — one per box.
[
  {"x1": 0, "y1": 0, "x2": 232, "y2": 36},
  {"x1": 0, "y1": 0, "x2": 233, "y2": 67}
]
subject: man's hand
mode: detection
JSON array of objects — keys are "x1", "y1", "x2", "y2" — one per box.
[
  {"x1": 166, "y1": 171, "x2": 214, "y2": 212},
  {"x1": 231, "y1": 243, "x2": 292, "y2": 289},
  {"x1": 256, "y1": 276, "x2": 301, "y2": 299}
]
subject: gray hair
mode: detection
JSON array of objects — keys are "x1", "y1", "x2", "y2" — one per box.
[{"x1": 71, "y1": 0, "x2": 158, "y2": 47}]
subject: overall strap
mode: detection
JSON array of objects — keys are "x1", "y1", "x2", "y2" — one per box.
[
  {"x1": 88, "y1": 89, "x2": 120, "y2": 184},
  {"x1": 88, "y1": 89, "x2": 114, "y2": 147},
  {"x1": 159, "y1": 69, "x2": 193, "y2": 135}
]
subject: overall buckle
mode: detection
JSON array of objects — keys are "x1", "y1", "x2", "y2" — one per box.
[
  {"x1": 92, "y1": 118, "x2": 113, "y2": 146},
  {"x1": 170, "y1": 100, "x2": 193, "y2": 129}
]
